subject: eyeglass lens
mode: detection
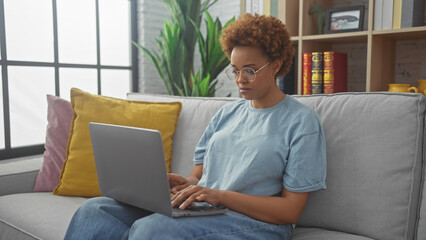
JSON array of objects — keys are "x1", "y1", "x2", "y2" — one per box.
[{"x1": 227, "y1": 68, "x2": 256, "y2": 81}]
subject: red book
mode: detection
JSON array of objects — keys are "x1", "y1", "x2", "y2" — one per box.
[
  {"x1": 323, "y1": 51, "x2": 347, "y2": 94},
  {"x1": 302, "y1": 53, "x2": 312, "y2": 95}
]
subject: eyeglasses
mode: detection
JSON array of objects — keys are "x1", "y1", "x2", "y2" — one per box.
[{"x1": 225, "y1": 61, "x2": 272, "y2": 82}]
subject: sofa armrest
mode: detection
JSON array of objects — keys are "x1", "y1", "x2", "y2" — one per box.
[{"x1": 0, "y1": 155, "x2": 43, "y2": 196}]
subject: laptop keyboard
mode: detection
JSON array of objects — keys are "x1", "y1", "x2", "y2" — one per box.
[{"x1": 172, "y1": 202, "x2": 228, "y2": 217}]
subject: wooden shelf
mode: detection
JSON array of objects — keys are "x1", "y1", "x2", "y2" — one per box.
[
  {"x1": 302, "y1": 31, "x2": 368, "y2": 43},
  {"x1": 372, "y1": 26, "x2": 426, "y2": 40}
]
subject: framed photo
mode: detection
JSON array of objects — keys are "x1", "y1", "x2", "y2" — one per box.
[{"x1": 325, "y1": 5, "x2": 365, "y2": 34}]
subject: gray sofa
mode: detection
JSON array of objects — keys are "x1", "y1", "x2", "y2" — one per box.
[{"x1": 0, "y1": 92, "x2": 425, "y2": 240}]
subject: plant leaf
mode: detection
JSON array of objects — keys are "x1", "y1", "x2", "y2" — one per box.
[
  {"x1": 133, "y1": 41, "x2": 174, "y2": 95},
  {"x1": 200, "y1": 73, "x2": 211, "y2": 96},
  {"x1": 173, "y1": 82, "x2": 185, "y2": 96},
  {"x1": 201, "y1": 0, "x2": 218, "y2": 12},
  {"x1": 181, "y1": 73, "x2": 190, "y2": 96}
]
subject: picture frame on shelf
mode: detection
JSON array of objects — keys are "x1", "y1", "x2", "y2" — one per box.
[{"x1": 325, "y1": 5, "x2": 365, "y2": 34}]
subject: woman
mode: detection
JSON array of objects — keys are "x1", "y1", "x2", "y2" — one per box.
[{"x1": 64, "y1": 13, "x2": 326, "y2": 240}]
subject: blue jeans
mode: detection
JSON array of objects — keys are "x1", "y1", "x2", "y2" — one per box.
[{"x1": 64, "y1": 197, "x2": 293, "y2": 240}]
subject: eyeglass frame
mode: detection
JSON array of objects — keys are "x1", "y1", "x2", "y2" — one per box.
[{"x1": 225, "y1": 61, "x2": 272, "y2": 82}]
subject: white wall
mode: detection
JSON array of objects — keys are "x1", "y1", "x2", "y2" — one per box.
[
  {"x1": 136, "y1": 0, "x2": 240, "y2": 97},
  {"x1": 204, "y1": 0, "x2": 241, "y2": 97},
  {"x1": 136, "y1": 0, "x2": 169, "y2": 94}
]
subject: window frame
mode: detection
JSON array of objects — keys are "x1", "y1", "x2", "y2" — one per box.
[{"x1": 0, "y1": 0, "x2": 138, "y2": 159}]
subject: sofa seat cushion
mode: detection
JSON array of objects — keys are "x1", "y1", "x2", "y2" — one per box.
[
  {"x1": 290, "y1": 227, "x2": 374, "y2": 240},
  {"x1": 0, "y1": 192, "x2": 87, "y2": 240}
]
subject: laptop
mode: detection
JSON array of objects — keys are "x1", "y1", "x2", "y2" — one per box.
[{"x1": 88, "y1": 122, "x2": 228, "y2": 217}]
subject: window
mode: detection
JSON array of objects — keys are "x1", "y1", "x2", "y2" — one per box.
[{"x1": 0, "y1": 0, "x2": 138, "y2": 159}]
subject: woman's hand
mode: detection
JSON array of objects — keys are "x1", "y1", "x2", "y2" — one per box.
[
  {"x1": 168, "y1": 165, "x2": 203, "y2": 194},
  {"x1": 171, "y1": 185, "x2": 222, "y2": 209},
  {"x1": 167, "y1": 173, "x2": 191, "y2": 194}
]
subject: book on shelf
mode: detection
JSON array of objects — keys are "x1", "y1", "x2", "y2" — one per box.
[
  {"x1": 302, "y1": 51, "x2": 348, "y2": 95},
  {"x1": 401, "y1": 0, "x2": 426, "y2": 28},
  {"x1": 393, "y1": 0, "x2": 402, "y2": 29},
  {"x1": 246, "y1": 0, "x2": 264, "y2": 14},
  {"x1": 382, "y1": 0, "x2": 394, "y2": 30},
  {"x1": 302, "y1": 53, "x2": 312, "y2": 95},
  {"x1": 311, "y1": 52, "x2": 323, "y2": 94},
  {"x1": 263, "y1": 0, "x2": 279, "y2": 18},
  {"x1": 283, "y1": 55, "x2": 296, "y2": 95},
  {"x1": 323, "y1": 52, "x2": 348, "y2": 94},
  {"x1": 276, "y1": 55, "x2": 296, "y2": 95},
  {"x1": 270, "y1": 0, "x2": 278, "y2": 18},
  {"x1": 374, "y1": 0, "x2": 383, "y2": 30},
  {"x1": 263, "y1": 0, "x2": 271, "y2": 16}
]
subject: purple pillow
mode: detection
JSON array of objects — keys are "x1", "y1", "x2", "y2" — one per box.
[{"x1": 33, "y1": 95, "x2": 73, "y2": 192}]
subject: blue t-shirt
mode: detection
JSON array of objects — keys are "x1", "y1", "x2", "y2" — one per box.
[{"x1": 193, "y1": 95, "x2": 327, "y2": 196}]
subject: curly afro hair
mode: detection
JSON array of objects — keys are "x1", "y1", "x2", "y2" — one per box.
[{"x1": 220, "y1": 14, "x2": 295, "y2": 77}]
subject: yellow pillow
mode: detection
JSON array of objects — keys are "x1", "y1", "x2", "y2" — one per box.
[{"x1": 53, "y1": 88, "x2": 182, "y2": 197}]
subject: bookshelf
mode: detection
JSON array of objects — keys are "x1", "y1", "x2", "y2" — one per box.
[{"x1": 240, "y1": 0, "x2": 426, "y2": 94}]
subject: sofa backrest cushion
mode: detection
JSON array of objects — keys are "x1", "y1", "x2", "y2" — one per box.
[
  {"x1": 127, "y1": 93, "x2": 238, "y2": 177},
  {"x1": 293, "y1": 93, "x2": 425, "y2": 240},
  {"x1": 417, "y1": 115, "x2": 426, "y2": 240}
]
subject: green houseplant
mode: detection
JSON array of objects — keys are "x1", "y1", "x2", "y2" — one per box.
[{"x1": 133, "y1": 0, "x2": 234, "y2": 97}]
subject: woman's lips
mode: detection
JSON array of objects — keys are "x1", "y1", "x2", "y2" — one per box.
[{"x1": 239, "y1": 88, "x2": 250, "y2": 94}]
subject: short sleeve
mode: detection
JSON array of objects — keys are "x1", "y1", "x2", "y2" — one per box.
[
  {"x1": 283, "y1": 118, "x2": 327, "y2": 193},
  {"x1": 193, "y1": 109, "x2": 223, "y2": 165}
]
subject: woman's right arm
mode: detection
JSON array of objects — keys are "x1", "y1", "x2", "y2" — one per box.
[
  {"x1": 169, "y1": 106, "x2": 224, "y2": 194},
  {"x1": 168, "y1": 164, "x2": 203, "y2": 194}
]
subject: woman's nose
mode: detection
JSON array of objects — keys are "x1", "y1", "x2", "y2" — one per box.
[{"x1": 236, "y1": 73, "x2": 247, "y2": 83}]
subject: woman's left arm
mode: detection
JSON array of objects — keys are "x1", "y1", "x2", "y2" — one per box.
[{"x1": 171, "y1": 187, "x2": 309, "y2": 225}]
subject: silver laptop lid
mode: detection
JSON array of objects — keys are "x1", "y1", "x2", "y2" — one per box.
[{"x1": 89, "y1": 122, "x2": 173, "y2": 217}]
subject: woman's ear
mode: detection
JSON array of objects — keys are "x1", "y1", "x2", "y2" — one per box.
[{"x1": 273, "y1": 59, "x2": 283, "y2": 75}]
